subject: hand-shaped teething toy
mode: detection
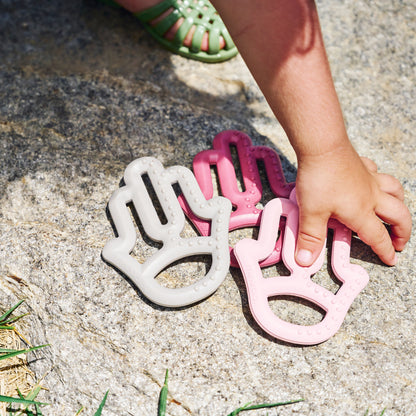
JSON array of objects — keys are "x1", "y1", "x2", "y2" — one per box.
[
  {"x1": 234, "y1": 192, "x2": 369, "y2": 345},
  {"x1": 179, "y1": 130, "x2": 294, "y2": 267},
  {"x1": 102, "y1": 157, "x2": 232, "y2": 307}
]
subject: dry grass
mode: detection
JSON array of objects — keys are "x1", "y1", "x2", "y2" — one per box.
[{"x1": 0, "y1": 314, "x2": 36, "y2": 416}]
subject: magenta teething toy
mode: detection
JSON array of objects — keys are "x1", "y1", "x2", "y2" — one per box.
[
  {"x1": 179, "y1": 130, "x2": 294, "y2": 267},
  {"x1": 234, "y1": 192, "x2": 369, "y2": 345}
]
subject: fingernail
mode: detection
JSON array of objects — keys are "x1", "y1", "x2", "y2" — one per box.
[
  {"x1": 297, "y1": 249, "x2": 313, "y2": 266},
  {"x1": 393, "y1": 253, "x2": 398, "y2": 265}
]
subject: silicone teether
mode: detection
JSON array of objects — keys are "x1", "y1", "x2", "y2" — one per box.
[
  {"x1": 102, "y1": 157, "x2": 232, "y2": 307},
  {"x1": 234, "y1": 194, "x2": 369, "y2": 345},
  {"x1": 179, "y1": 130, "x2": 293, "y2": 267}
]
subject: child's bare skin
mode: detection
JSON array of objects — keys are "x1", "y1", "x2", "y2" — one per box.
[{"x1": 210, "y1": 0, "x2": 411, "y2": 266}]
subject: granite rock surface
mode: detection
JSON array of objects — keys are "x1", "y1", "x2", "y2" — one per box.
[{"x1": 0, "y1": 0, "x2": 415, "y2": 415}]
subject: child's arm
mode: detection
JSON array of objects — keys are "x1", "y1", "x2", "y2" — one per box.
[{"x1": 211, "y1": 0, "x2": 411, "y2": 266}]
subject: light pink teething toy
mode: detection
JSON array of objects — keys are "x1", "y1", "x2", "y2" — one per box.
[
  {"x1": 179, "y1": 130, "x2": 293, "y2": 267},
  {"x1": 234, "y1": 193, "x2": 369, "y2": 345},
  {"x1": 102, "y1": 157, "x2": 232, "y2": 307}
]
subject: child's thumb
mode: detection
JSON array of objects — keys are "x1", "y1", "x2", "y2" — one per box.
[{"x1": 295, "y1": 214, "x2": 329, "y2": 267}]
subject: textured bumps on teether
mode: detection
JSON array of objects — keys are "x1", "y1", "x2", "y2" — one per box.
[
  {"x1": 179, "y1": 130, "x2": 294, "y2": 267},
  {"x1": 234, "y1": 194, "x2": 369, "y2": 345},
  {"x1": 102, "y1": 157, "x2": 232, "y2": 307}
]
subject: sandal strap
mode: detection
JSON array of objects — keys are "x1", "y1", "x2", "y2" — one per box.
[
  {"x1": 190, "y1": 24, "x2": 206, "y2": 53},
  {"x1": 136, "y1": 0, "x2": 236, "y2": 54},
  {"x1": 153, "y1": 8, "x2": 182, "y2": 37},
  {"x1": 136, "y1": 0, "x2": 177, "y2": 22},
  {"x1": 208, "y1": 20, "x2": 221, "y2": 54},
  {"x1": 173, "y1": 14, "x2": 194, "y2": 47}
]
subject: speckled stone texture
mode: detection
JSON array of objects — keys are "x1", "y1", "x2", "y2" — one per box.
[{"x1": 0, "y1": 0, "x2": 415, "y2": 415}]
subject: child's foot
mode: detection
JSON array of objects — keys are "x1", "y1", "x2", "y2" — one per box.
[{"x1": 109, "y1": 0, "x2": 238, "y2": 62}]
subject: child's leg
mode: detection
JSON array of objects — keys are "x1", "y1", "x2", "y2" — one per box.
[{"x1": 211, "y1": 0, "x2": 411, "y2": 265}]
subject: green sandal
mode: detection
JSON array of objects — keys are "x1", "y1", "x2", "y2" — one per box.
[{"x1": 100, "y1": 0, "x2": 238, "y2": 63}]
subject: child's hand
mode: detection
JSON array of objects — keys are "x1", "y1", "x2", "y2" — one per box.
[
  {"x1": 294, "y1": 143, "x2": 412, "y2": 266},
  {"x1": 210, "y1": 0, "x2": 412, "y2": 267}
]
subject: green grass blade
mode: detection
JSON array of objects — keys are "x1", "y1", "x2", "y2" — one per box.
[
  {"x1": 0, "y1": 395, "x2": 48, "y2": 406},
  {"x1": 227, "y1": 398, "x2": 304, "y2": 416},
  {"x1": 6, "y1": 384, "x2": 47, "y2": 416},
  {"x1": 93, "y1": 390, "x2": 109, "y2": 416},
  {"x1": 74, "y1": 406, "x2": 84, "y2": 415},
  {"x1": 379, "y1": 409, "x2": 386, "y2": 416},
  {"x1": 227, "y1": 402, "x2": 253, "y2": 415},
  {"x1": 0, "y1": 300, "x2": 25, "y2": 324},
  {"x1": 16, "y1": 388, "x2": 25, "y2": 399},
  {"x1": 24, "y1": 385, "x2": 43, "y2": 403},
  {"x1": 158, "y1": 369, "x2": 169, "y2": 416},
  {"x1": 0, "y1": 345, "x2": 49, "y2": 361},
  {"x1": 0, "y1": 325, "x2": 15, "y2": 330},
  {"x1": 1, "y1": 313, "x2": 29, "y2": 326},
  {"x1": 35, "y1": 402, "x2": 44, "y2": 416}
]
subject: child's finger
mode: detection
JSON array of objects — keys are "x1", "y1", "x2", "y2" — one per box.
[
  {"x1": 295, "y1": 212, "x2": 329, "y2": 267},
  {"x1": 360, "y1": 156, "x2": 378, "y2": 172},
  {"x1": 355, "y1": 214, "x2": 397, "y2": 266},
  {"x1": 375, "y1": 173, "x2": 405, "y2": 201},
  {"x1": 375, "y1": 193, "x2": 412, "y2": 251}
]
